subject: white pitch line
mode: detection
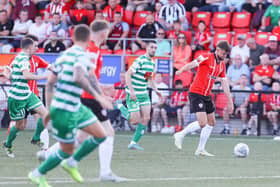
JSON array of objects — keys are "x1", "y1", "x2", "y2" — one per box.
[{"x1": 1, "y1": 175, "x2": 280, "y2": 185}]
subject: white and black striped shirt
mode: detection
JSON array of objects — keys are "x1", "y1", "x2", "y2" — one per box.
[{"x1": 159, "y1": 2, "x2": 186, "y2": 24}]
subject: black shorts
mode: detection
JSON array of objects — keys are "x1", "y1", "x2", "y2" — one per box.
[
  {"x1": 165, "y1": 105, "x2": 184, "y2": 117},
  {"x1": 81, "y1": 98, "x2": 108, "y2": 122},
  {"x1": 189, "y1": 92, "x2": 215, "y2": 114}
]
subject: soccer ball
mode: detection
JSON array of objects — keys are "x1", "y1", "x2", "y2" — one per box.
[{"x1": 234, "y1": 143, "x2": 249, "y2": 158}]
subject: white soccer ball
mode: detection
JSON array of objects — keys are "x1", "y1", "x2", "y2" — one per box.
[{"x1": 234, "y1": 143, "x2": 249, "y2": 158}]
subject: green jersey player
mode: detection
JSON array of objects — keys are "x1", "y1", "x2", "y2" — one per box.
[{"x1": 117, "y1": 41, "x2": 162, "y2": 150}]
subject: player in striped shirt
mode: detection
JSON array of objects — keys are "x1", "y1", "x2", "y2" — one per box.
[
  {"x1": 117, "y1": 40, "x2": 162, "y2": 150},
  {"x1": 174, "y1": 40, "x2": 233, "y2": 156},
  {"x1": 28, "y1": 24, "x2": 113, "y2": 187},
  {"x1": 2, "y1": 38, "x2": 49, "y2": 158}
]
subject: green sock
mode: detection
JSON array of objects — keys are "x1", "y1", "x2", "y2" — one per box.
[
  {"x1": 73, "y1": 136, "x2": 106, "y2": 162},
  {"x1": 5, "y1": 125, "x2": 19, "y2": 148},
  {"x1": 132, "y1": 124, "x2": 147, "y2": 143},
  {"x1": 32, "y1": 118, "x2": 44, "y2": 141},
  {"x1": 38, "y1": 149, "x2": 70, "y2": 174},
  {"x1": 119, "y1": 104, "x2": 130, "y2": 120}
]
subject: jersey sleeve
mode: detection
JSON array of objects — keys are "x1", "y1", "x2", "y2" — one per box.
[
  {"x1": 219, "y1": 62, "x2": 226, "y2": 78},
  {"x1": 19, "y1": 57, "x2": 30, "y2": 72},
  {"x1": 196, "y1": 54, "x2": 209, "y2": 66},
  {"x1": 74, "y1": 55, "x2": 94, "y2": 76},
  {"x1": 130, "y1": 58, "x2": 142, "y2": 73},
  {"x1": 36, "y1": 56, "x2": 50, "y2": 69}
]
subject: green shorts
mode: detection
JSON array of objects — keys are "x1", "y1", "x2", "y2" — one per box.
[
  {"x1": 126, "y1": 92, "x2": 151, "y2": 113},
  {"x1": 50, "y1": 104, "x2": 98, "y2": 143},
  {"x1": 8, "y1": 93, "x2": 42, "y2": 121}
]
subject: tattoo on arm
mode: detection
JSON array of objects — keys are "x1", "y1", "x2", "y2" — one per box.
[{"x1": 88, "y1": 73, "x2": 102, "y2": 95}]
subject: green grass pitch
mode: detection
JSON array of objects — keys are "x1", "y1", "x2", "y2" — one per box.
[{"x1": 0, "y1": 131, "x2": 280, "y2": 187}]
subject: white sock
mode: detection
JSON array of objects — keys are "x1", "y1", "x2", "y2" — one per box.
[
  {"x1": 242, "y1": 124, "x2": 247, "y2": 129},
  {"x1": 180, "y1": 121, "x2": 201, "y2": 136},
  {"x1": 32, "y1": 168, "x2": 42, "y2": 177},
  {"x1": 99, "y1": 136, "x2": 114, "y2": 176},
  {"x1": 45, "y1": 142, "x2": 60, "y2": 158},
  {"x1": 40, "y1": 129, "x2": 49, "y2": 150},
  {"x1": 67, "y1": 156, "x2": 78, "y2": 167},
  {"x1": 197, "y1": 124, "x2": 213, "y2": 151}
]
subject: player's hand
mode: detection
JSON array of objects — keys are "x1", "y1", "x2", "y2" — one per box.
[
  {"x1": 96, "y1": 95, "x2": 113, "y2": 110},
  {"x1": 130, "y1": 91, "x2": 137, "y2": 101},
  {"x1": 43, "y1": 111, "x2": 51, "y2": 127},
  {"x1": 176, "y1": 70, "x2": 182, "y2": 76}
]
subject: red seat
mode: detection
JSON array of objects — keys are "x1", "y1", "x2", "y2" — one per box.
[
  {"x1": 133, "y1": 11, "x2": 153, "y2": 28},
  {"x1": 254, "y1": 32, "x2": 271, "y2": 46},
  {"x1": 37, "y1": 48, "x2": 44, "y2": 53},
  {"x1": 124, "y1": 10, "x2": 133, "y2": 25},
  {"x1": 233, "y1": 32, "x2": 253, "y2": 46},
  {"x1": 100, "y1": 49, "x2": 113, "y2": 55},
  {"x1": 212, "y1": 12, "x2": 231, "y2": 33},
  {"x1": 85, "y1": 10, "x2": 95, "y2": 25},
  {"x1": 232, "y1": 12, "x2": 251, "y2": 33},
  {"x1": 114, "y1": 49, "x2": 132, "y2": 55},
  {"x1": 213, "y1": 32, "x2": 232, "y2": 48},
  {"x1": 134, "y1": 49, "x2": 146, "y2": 55},
  {"x1": 192, "y1": 12, "x2": 212, "y2": 32},
  {"x1": 173, "y1": 71, "x2": 193, "y2": 88}
]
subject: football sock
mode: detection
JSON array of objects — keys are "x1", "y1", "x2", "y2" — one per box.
[
  {"x1": 73, "y1": 136, "x2": 106, "y2": 162},
  {"x1": 131, "y1": 123, "x2": 146, "y2": 143},
  {"x1": 99, "y1": 136, "x2": 114, "y2": 176},
  {"x1": 32, "y1": 118, "x2": 44, "y2": 141},
  {"x1": 5, "y1": 125, "x2": 19, "y2": 148},
  {"x1": 118, "y1": 104, "x2": 130, "y2": 120},
  {"x1": 180, "y1": 121, "x2": 201, "y2": 137},
  {"x1": 197, "y1": 124, "x2": 213, "y2": 151},
  {"x1": 40, "y1": 129, "x2": 49, "y2": 150},
  {"x1": 38, "y1": 149, "x2": 70, "y2": 174}
]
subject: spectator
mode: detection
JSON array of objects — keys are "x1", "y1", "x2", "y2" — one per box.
[
  {"x1": 151, "y1": 73, "x2": 169, "y2": 132},
  {"x1": 103, "y1": 0, "x2": 125, "y2": 23},
  {"x1": 0, "y1": 0, "x2": 12, "y2": 18},
  {"x1": 173, "y1": 33, "x2": 192, "y2": 74},
  {"x1": 220, "y1": 0, "x2": 246, "y2": 12},
  {"x1": 267, "y1": 81, "x2": 280, "y2": 135},
  {"x1": 45, "y1": 0, "x2": 70, "y2": 23},
  {"x1": 0, "y1": 76, "x2": 10, "y2": 128},
  {"x1": 86, "y1": 0, "x2": 106, "y2": 10},
  {"x1": 72, "y1": 0, "x2": 88, "y2": 25},
  {"x1": 198, "y1": 0, "x2": 225, "y2": 12},
  {"x1": 230, "y1": 34, "x2": 250, "y2": 64},
  {"x1": 11, "y1": 9, "x2": 33, "y2": 49},
  {"x1": 32, "y1": 0, "x2": 50, "y2": 10},
  {"x1": 159, "y1": 0, "x2": 188, "y2": 31},
  {"x1": 155, "y1": 28, "x2": 170, "y2": 56},
  {"x1": 126, "y1": 0, "x2": 152, "y2": 11},
  {"x1": 247, "y1": 37, "x2": 265, "y2": 69},
  {"x1": 12, "y1": 0, "x2": 37, "y2": 21},
  {"x1": 192, "y1": 20, "x2": 211, "y2": 52},
  {"x1": 95, "y1": 10, "x2": 105, "y2": 20},
  {"x1": 0, "y1": 10, "x2": 13, "y2": 53},
  {"x1": 246, "y1": 81, "x2": 266, "y2": 135},
  {"x1": 167, "y1": 20, "x2": 184, "y2": 40},
  {"x1": 154, "y1": 2, "x2": 163, "y2": 22},
  {"x1": 253, "y1": 54, "x2": 275, "y2": 90},
  {"x1": 184, "y1": 0, "x2": 206, "y2": 12},
  {"x1": 264, "y1": 35, "x2": 280, "y2": 59},
  {"x1": 106, "y1": 11, "x2": 129, "y2": 51},
  {"x1": 131, "y1": 14, "x2": 161, "y2": 53},
  {"x1": 44, "y1": 31, "x2": 66, "y2": 53},
  {"x1": 249, "y1": 0, "x2": 267, "y2": 30},
  {"x1": 242, "y1": 0, "x2": 257, "y2": 13},
  {"x1": 221, "y1": 74, "x2": 251, "y2": 135},
  {"x1": 161, "y1": 79, "x2": 188, "y2": 133},
  {"x1": 108, "y1": 72, "x2": 127, "y2": 131},
  {"x1": 261, "y1": 0, "x2": 280, "y2": 32},
  {"x1": 28, "y1": 14, "x2": 47, "y2": 47},
  {"x1": 227, "y1": 54, "x2": 250, "y2": 87},
  {"x1": 45, "y1": 13, "x2": 70, "y2": 47},
  {"x1": 272, "y1": 19, "x2": 280, "y2": 40}
]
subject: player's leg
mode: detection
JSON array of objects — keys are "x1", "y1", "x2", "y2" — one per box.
[
  {"x1": 221, "y1": 107, "x2": 230, "y2": 134},
  {"x1": 176, "y1": 107, "x2": 183, "y2": 132},
  {"x1": 271, "y1": 111, "x2": 278, "y2": 135},
  {"x1": 151, "y1": 107, "x2": 160, "y2": 132},
  {"x1": 240, "y1": 106, "x2": 248, "y2": 135},
  {"x1": 30, "y1": 112, "x2": 49, "y2": 149},
  {"x1": 195, "y1": 112, "x2": 215, "y2": 156}
]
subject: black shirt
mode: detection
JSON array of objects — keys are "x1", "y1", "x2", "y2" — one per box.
[
  {"x1": 250, "y1": 44, "x2": 264, "y2": 66},
  {"x1": 0, "y1": 19, "x2": 13, "y2": 43},
  {"x1": 184, "y1": 0, "x2": 205, "y2": 12},
  {"x1": 44, "y1": 41, "x2": 66, "y2": 53},
  {"x1": 137, "y1": 22, "x2": 162, "y2": 40}
]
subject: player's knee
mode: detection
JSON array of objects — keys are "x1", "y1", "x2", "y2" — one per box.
[
  {"x1": 130, "y1": 117, "x2": 139, "y2": 125},
  {"x1": 143, "y1": 116, "x2": 150, "y2": 123}
]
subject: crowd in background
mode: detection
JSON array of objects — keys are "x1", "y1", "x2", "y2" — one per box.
[{"x1": 0, "y1": 0, "x2": 280, "y2": 135}]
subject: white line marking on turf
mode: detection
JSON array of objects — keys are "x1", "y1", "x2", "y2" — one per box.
[{"x1": 1, "y1": 175, "x2": 280, "y2": 185}]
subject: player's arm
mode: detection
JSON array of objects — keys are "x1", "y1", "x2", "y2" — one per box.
[
  {"x1": 73, "y1": 65, "x2": 113, "y2": 109},
  {"x1": 45, "y1": 71, "x2": 58, "y2": 109},
  {"x1": 0, "y1": 66, "x2": 12, "y2": 79},
  {"x1": 221, "y1": 78, "x2": 234, "y2": 114},
  {"x1": 176, "y1": 55, "x2": 208, "y2": 76},
  {"x1": 22, "y1": 69, "x2": 47, "y2": 80},
  {"x1": 126, "y1": 68, "x2": 137, "y2": 100},
  {"x1": 148, "y1": 74, "x2": 162, "y2": 100}
]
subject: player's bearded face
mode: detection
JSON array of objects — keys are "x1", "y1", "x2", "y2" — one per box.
[
  {"x1": 217, "y1": 48, "x2": 227, "y2": 60},
  {"x1": 148, "y1": 44, "x2": 157, "y2": 57}
]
